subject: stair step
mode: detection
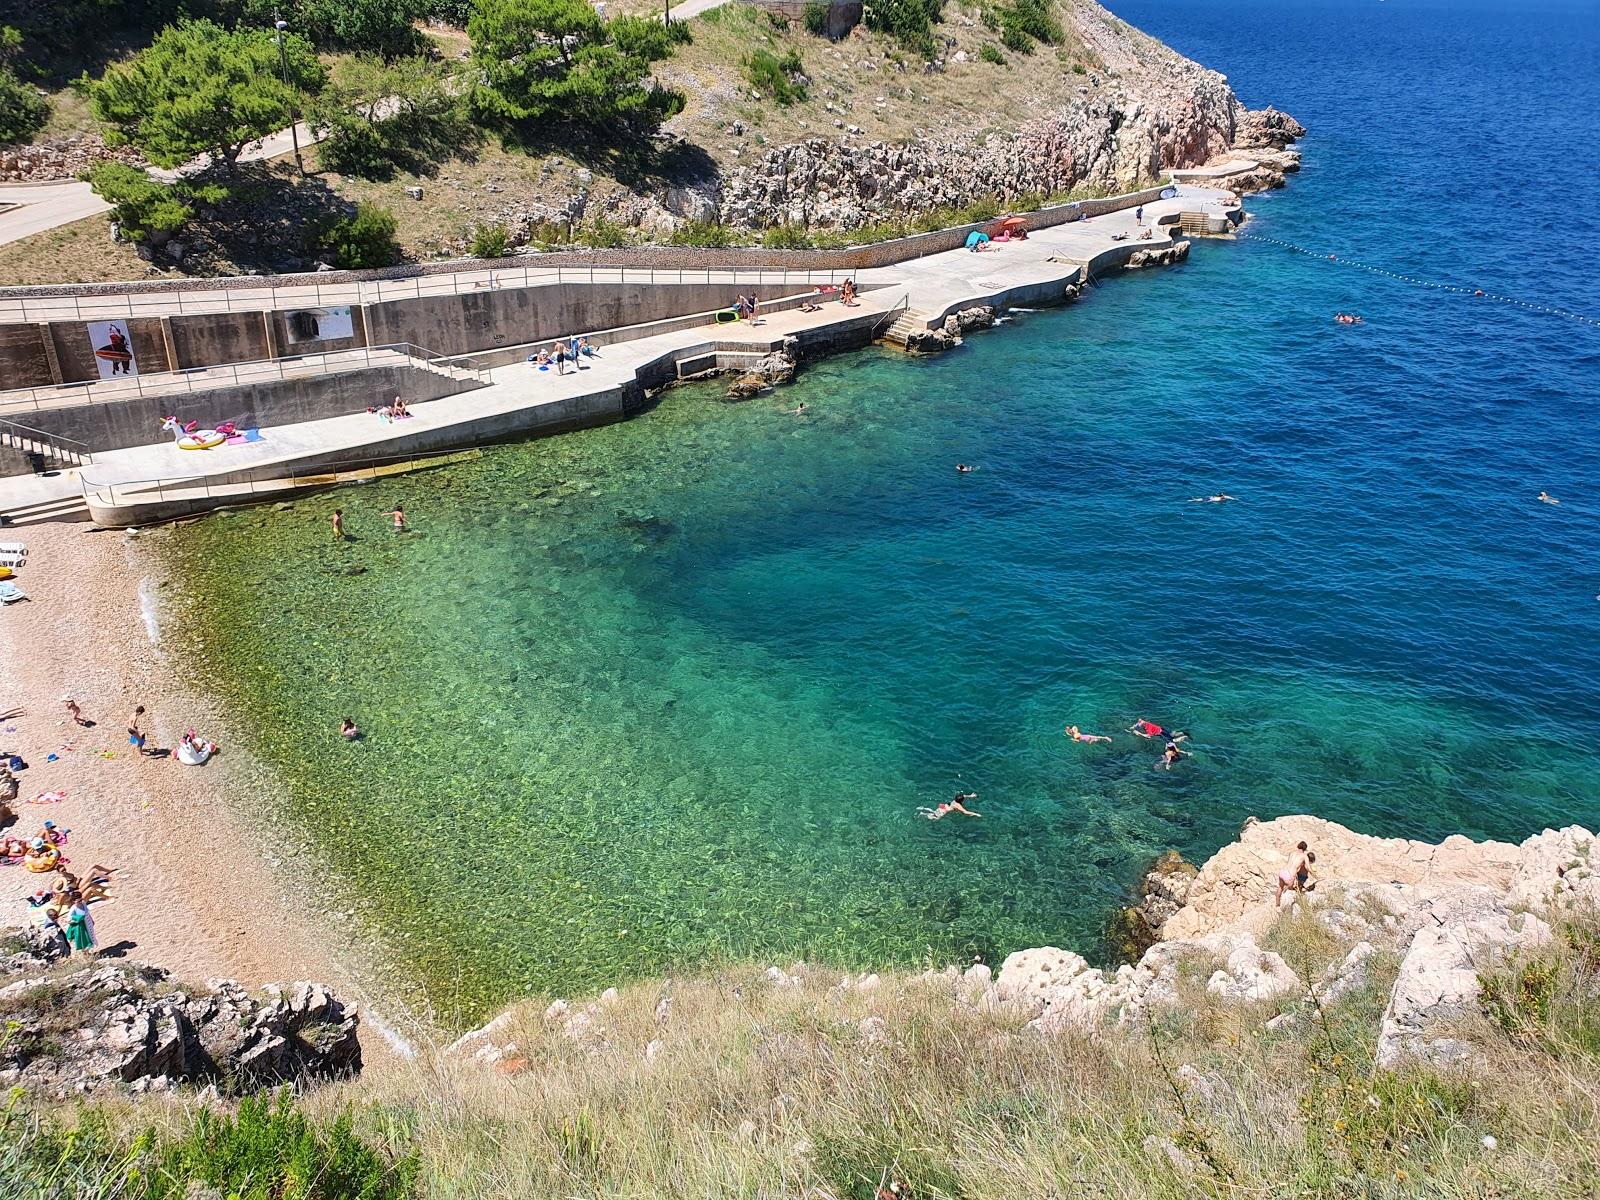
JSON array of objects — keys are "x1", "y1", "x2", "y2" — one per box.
[{"x1": 0, "y1": 497, "x2": 89, "y2": 526}]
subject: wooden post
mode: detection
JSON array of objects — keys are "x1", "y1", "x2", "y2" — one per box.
[
  {"x1": 262, "y1": 310, "x2": 279, "y2": 360},
  {"x1": 38, "y1": 324, "x2": 64, "y2": 385},
  {"x1": 159, "y1": 316, "x2": 179, "y2": 372}
]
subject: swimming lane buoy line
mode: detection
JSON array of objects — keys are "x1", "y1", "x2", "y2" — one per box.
[{"x1": 1235, "y1": 231, "x2": 1600, "y2": 329}]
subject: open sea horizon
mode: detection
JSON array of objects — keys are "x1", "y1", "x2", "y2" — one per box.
[{"x1": 161, "y1": 0, "x2": 1600, "y2": 1023}]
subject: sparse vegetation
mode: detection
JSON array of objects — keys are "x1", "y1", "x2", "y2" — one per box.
[
  {"x1": 862, "y1": 0, "x2": 945, "y2": 59},
  {"x1": 978, "y1": 41, "x2": 1005, "y2": 65},
  {"x1": 803, "y1": 0, "x2": 830, "y2": 36},
  {"x1": 312, "y1": 54, "x2": 474, "y2": 179},
  {"x1": 744, "y1": 47, "x2": 809, "y2": 105}
]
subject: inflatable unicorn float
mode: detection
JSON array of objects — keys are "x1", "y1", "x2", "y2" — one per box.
[{"x1": 159, "y1": 415, "x2": 238, "y2": 450}]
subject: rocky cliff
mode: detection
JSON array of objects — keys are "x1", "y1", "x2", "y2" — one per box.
[{"x1": 710, "y1": 0, "x2": 1303, "y2": 230}]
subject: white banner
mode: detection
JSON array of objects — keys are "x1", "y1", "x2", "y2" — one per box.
[
  {"x1": 285, "y1": 305, "x2": 355, "y2": 344},
  {"x1": 87, "y1": 321, "x2": 138, "y2": 379}
]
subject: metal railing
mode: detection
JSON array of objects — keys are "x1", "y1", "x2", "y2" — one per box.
[
  {"x1": 0, "y1": 416, "x2": 93, "y2": 468},
  {"x1": 0, "y1": 341, "x2": 489, "y2": 413},
  {"x1": 79, "y1": 446, "x2": 483, "y2": 513},
  {"x1": 0, "y1": 264, "x2": 858, "y2": 325}
]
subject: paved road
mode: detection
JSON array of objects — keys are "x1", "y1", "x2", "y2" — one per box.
[{"x1": 0, "y1": 121, "x2": 318, "y2": 248}]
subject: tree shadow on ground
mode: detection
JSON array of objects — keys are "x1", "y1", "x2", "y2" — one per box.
[
  {"x1": 179, "y1": 163, "x2": 356, "y2": 274},
  {"x1": 499, "y1": 121, "x2": 718, "y2": 192}
]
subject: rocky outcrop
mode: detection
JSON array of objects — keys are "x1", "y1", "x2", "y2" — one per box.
[
  {"x1": 0, "y1": 962, "x2": 362, "y2": 1099},
  {"x1": 1126, "y1": 240, "x2": 1190, "y2": 269},
  {"x1": 1232, "y1": 107, "x2": 1308, "y2": 151},
  {"x1": 726, "y1": 336, "x2": 801, "y2": 398},
  {"x1": 943, "y1": 305, "x2": 997, "y2": 336}
]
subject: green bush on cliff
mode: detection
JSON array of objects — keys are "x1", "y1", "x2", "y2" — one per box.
[
  {"x1": 978, "y1": 42, "x2": 1005, "y2": 65},
  {"x1": 762, "y1": 223, "x2": 815, "y2": 249},
  {"x1": 803, "y1": 0, "x2": 830, "y2": 35},
  {"x1": 0, "y1": 27, "x2": 48, "y2": 144},
  {"x1": 320, "y1": 201, "x2": 401, "y2": 268},
  {"x1": 862, "y1": 0, "x2": 944, "y2": 59},
  {"x1": 745, "y1": 48, "x2": 808, "y2": 105}
]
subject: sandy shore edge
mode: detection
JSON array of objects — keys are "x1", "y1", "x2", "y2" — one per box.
[{"x1": 0, "y1": 520, "x2": 419, "y2": 1064}]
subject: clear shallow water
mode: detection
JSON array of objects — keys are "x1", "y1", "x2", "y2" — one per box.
[{"x1": 162, "y1": 0, "x2": 1600, "y2": 1023}]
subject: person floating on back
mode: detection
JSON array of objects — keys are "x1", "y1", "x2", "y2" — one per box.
[{"x1": 1066, "y1": 724, "x2": 1111, "y2": 744}]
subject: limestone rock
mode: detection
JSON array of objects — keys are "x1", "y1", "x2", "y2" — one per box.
[
  {"x1": 1507, "y1": 825, "x2": 1597, "y2": 911},
  {"x1": 1204, "y1": 933, "x2": 1299, "y2": 1004},
  {"x1": 1375, "y1": 899, "x2": 1552, "y2": 1069},
  {"x1": 0, "y1": 963, "x2": 359, "y2": 1099}
]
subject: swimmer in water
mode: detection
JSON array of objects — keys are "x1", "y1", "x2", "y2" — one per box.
[
  {"x1": 339, "y1": 717, "x2": 361, "y2": 740},
  {"x1": 1156, "y1": 739, "x2": 1189, "y2": 770},
  {"x1": 790, "y1": 403, "x2": 808, "y2": 415},
  {"x1": 1538, "y1": 491, "x2": 1560, "y2": 505},
  {"x1": 918, "y1": 792, "x2": 981, "y2": 820},
  {"x1": 1066, "y1": 724, "x2": 1112, "y2": 744},
  {"x1": 1128, "y1": 718, "x2": 1165, "y2": 739},
  {"x1": 1188, "y1": 494, "x2": 1236, "y2": 503},
  {"x1": 386, "y1": 507, "x2": 407, "y2": 531},
  {"x1": 956, "y1": 464, "x2": 975, "y2": 473}
]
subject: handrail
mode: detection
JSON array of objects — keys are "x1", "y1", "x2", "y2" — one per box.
[
  {"x1": 0, "y1": 415, "x2": 92, "y2": 450},
  {"x1": 0, "y1": 340, "x2": 489, "y2": 412},
  {"x1": 870, "y1": 293, "x2": 912, "y2": 337}
]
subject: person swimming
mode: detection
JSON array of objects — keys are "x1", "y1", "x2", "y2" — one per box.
[
  {"x1": 790, "y1": 403, "x2": 808, "y2": 415},
  {"x1": 1066, "y1": 725, "x2": 1111, "y2": 744},
  {"x1": 1538, "y1": 491, "x2": 1560, "y2": 505},
  {"x1": 1129, "y1": 718, "x2": 1165, "y2": 738},
  {"x1": 918, "y1": 792, "x2": 981, "y2": 820},
  {"x1": 1156, "y1": 739, "x2": 1188, "y2": 770},
  {"x1": 1188, "y1": 494, "x2": 1235, "y2": 503},
  {"x1": 339, "y1": 717, "x2": 361, "y2": 740},
  {"x1": 956, "y1": 464, "x2": 975, "y2": 473}
]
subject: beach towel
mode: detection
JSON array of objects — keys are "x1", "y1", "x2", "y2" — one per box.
[
  {"x1": 28, "y1": 790, "x2": 65, "y2": 805},
  {"x1": 0, "y1": 582, "x2": 27, "y2": 604}
]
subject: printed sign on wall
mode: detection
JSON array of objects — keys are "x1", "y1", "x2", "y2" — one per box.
[
  {"x1": 87, "y1": 321, "x2": 138, "y2": 379},
  {"x1": 284, "y1": 305, "x2": 355, "y2": 344}
]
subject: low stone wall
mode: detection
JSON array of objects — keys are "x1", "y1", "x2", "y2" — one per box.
[{"x1": 19, "y1": 363, "x2": 483, "y2": 455}]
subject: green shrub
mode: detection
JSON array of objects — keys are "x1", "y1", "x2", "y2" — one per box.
[
  {"x1": 762, "y1": 223, "x2": 813, "y2": 249},
  {"x1": 0, "y1": 1092, "x2": 417, "y2": 1200},
  {"x1": 579, "y1": 217, "x2": 634, "y2": 248},
  {"x1": 86, "y1": 163, "x2": 228, "y2": 241},
  {"x1": 861, "y1": 0, "x2": 944, "y2": 59},
  {"x1": 0, "y1": 68, "x2": 47, "y2": 144},
  {"x1": 977, "y1": 42, "x2": 1004, "y2": 64},
  {"x1": 470, "y1": 222, "x2": 512, "y2": 258},
  {"x1": 999, "y1": 22, "x2": 1031, "y2": 52},
  {"x1": 1072, "y1": 61, "x2": 1086, "y2": 73},
  {"x1": 668, "y1": 220, "x2": 737, "y2": 248},
  {"x1": 803, "y1": 0, "x2": 829, "y2": 34},
  {"x1": 322, "y1": 201, "x2": 401, "y2": 268},
  {"x1": 744, "y1": 48, "x2": 808, "y2": 105}
]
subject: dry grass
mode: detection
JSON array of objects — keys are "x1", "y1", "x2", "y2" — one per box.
[
  {"x1": 265, "y1": 912, "x2": 1596, "y2": 1199},
  {"x1": 0, "y1": 213, "x2": 167, "y2": 287}
]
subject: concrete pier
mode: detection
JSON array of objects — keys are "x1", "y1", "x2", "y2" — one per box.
[{"x1": 0, "y1": 184, "x2": 1240, "y2": 527}]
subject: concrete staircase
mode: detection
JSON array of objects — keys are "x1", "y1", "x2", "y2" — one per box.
[
  {"x1": 880, "y1": 309, "x2": 933, "y2": 348},
  {"x1": 0, "y1": 419, "x2": 92, "y2": 474}
]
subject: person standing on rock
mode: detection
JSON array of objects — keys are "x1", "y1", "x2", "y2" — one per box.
[{"x1": 1275, "y1": 841, "x2": 1311, "y2": 905}]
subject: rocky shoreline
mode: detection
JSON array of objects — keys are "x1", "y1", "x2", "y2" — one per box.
[{"x1": 3, "y1": 813, "x2": 1590, "y2": 1100}]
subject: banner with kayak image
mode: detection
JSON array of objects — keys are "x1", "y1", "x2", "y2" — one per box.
[{"x1": 86, "y1": 321, "x2": 138, "y2": 379}]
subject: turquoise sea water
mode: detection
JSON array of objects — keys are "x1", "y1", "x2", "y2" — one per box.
[{"x1": 162, "y1": 0, "x2": 1600, "y2": 1023}]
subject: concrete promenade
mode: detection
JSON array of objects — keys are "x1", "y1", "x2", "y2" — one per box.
[{"x1": 0, "y1": 185, "x2": 1238, "y2": 526}]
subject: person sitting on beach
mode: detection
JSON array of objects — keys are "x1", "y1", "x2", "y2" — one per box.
[
  {"x1": 577, "y1": 338, "x2": 598, "y2": 358},
  {"x1": 1156, "y1": 739, "x2": 1189, "y2": 770},
  {"x1": 1066, "y1": 725, "x2": 1112, "y2": 744},
  {"x1": 340, "y1": 717, "x2": 362, "y2": 740},
  {"x1": 1537, "y1": 491, "x2": 1560, "y2": 505},
  {"x1": 1274, "y1": 841, "x2": 1312, "y2": 904},
  {"x1": 533, "y1": 349, "x2": 552, "y2": 370},
  {"x1": 919, "y1": 792, "x2": 981, "y2": 820},
  {"x1": 64, "y1": 697, "x2": 92, "y2": 727},
  {"x1": 1189, "y1": 494, "x2": 1235, "y2": 503},
  {"x1": 1128, "y1": 718, "x2": 1165, "y2": 739},
  {"x1": 390, "y1": 395, "x2": 410, "y2": 419},
  {"x1": 38, "y1": 819, "x2": 66, "y2": 846},
  {"x1": 54, "y1": 862, "x2": 113, "y2": 904}
]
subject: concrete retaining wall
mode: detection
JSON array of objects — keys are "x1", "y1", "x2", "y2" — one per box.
[{"x1": 18, "y1": 363, "x2": 483, "y2": 454}]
